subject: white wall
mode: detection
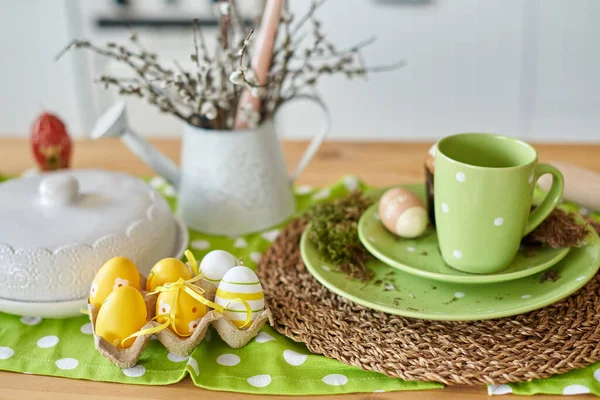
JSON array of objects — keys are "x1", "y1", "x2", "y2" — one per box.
[
  {"x1": 279, "y1": 0, "x2": 527, "y2": 141},
  {"x1": 0, "y1": 0, "x2": 598, "y2": 141},
  {"x1": 0, "y1": 0, "x2": 91, "y2": 137},
  {"x1": 527, "y1": 0, "x2": 600, "y2": 141}
]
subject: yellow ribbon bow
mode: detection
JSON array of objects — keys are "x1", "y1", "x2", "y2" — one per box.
[{"x1": 121, "y1": 251, "x2": 253, "y2": 346}]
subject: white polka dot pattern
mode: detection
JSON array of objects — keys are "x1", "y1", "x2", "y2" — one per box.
[
  {"x1": 247, "y1": 374, "x2": 272, "y2": 388},
  {"x1": 122, "y1": 365, "x2": 146, "y2": 377},
  {"x1": 217, "y1": 354, "x2": 240, "y2": 366},
  {"x1": 55, "y1": 358, "x2": 78, "y2": 370},
  {"x1": 322, "y1": 374, "x2": 349, "y2": 386}
]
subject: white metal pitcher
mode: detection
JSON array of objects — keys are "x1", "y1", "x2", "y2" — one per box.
[{"x1": 90, "y1": 98, "x2": 330, "y2": 235}]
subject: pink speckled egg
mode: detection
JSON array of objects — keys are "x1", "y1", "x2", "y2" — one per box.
[{"x1": 378, "y1": 188, "x2": 428, "y2": 238}]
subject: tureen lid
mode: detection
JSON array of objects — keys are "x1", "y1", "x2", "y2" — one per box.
[{"x1": 0, "y1": 169, "x2": 172, "y2": 250}]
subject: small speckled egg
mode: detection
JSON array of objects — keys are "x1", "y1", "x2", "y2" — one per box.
[
  {"x1": 199, "y1": 250, "x2": 237, "y2": 286},
  {"x1": 95, "y1": 286, "x2": 147, "y2": 348},
  {"x1": 156, "y1": 289, "x2": 207, "y2": 337},
  {"x1": 89, "y1": 257, "x2": 141, "y2": 308},
  {"x1": 146, "y1": 258, "x2": 193, "y2": 292},
  {"x1": 215, "y1": 266, "x2": 264, "y2": 329},
  {"x1": 378, "y1": 188, "x2": 429, "y2": 238}
]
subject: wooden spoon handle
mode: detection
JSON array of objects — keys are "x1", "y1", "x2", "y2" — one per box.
[{"x1": 537, "y1": 162, "x2": 600, "y2": 211}]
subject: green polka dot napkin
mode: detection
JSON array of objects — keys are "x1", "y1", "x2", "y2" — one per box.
[
  {"x1": 0, "y1": 174, "x2": 440, "y2": 395},
  {"x1": 0, "y1": 173, "x2": 599, "y2": 396}
]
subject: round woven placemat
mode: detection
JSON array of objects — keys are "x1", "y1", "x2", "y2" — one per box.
[{"x1": 256, "y1": 219, "x2": 600, "y2": 386}]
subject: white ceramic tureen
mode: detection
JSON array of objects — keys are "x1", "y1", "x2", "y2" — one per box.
[{"x1": 0, "y1": 169, "x2": 187, "y2": 317}]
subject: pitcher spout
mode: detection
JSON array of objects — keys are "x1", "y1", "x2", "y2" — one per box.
[{"x1": 90, "y1": 101, "x2": 181, "y2": 189}]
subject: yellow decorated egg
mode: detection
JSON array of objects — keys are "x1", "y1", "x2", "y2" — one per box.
[
  {"x1": 156, "y1": 288, "x2": 207, "y2": 337},
  {"x1": 95, "y1": 286, "x2": 147, "y2": 348},
  {"x1": 199, "y1": 250, "x2": 237, "y2": 286},
  {"x1": 146, "y1": 258, "x2": 192, "y2": 292},
  {"x1": 89, "y1": 256, "x2": 141, "y2": 308},
  {"x1": 215, "y1": 266, "x2": 264, "y2": 329}
]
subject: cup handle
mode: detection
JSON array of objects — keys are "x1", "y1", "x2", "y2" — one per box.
[
  {"x1": 523, "y1": 163, "x2": 564, "y2": 236},
  {"x1": 275, "y1": 94, "x2": 331, "y2": 183}
]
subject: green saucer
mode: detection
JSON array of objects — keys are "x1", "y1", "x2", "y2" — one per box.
[
  {"x1": 300, "y1": 223, "x2": 600, "y2": 321},
  {"x1": 358, "y1": 185, "x2": 570, "y2": 284}
]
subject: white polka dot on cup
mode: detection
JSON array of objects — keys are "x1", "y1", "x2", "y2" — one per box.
[
  {"x1": 521, "y1": 294, "x2": 531, "y2": 299},
  {"x1": 593, "y1": 367, "x2": 600, "y2": 382},
  {"x1": 456, "y1": 172, "x2": 466, "y2": 182},
  {"x1": 453, "y1": 250, "x2": 463, "y2": 259},
  {"x1": 407, "y1": 247, "x2": 416, "y2": 252},
  {"x1": 454, "y1": 292, "x2": 465, "y2": 298},
  {"x1": 441, "y1": 203, "x2": 449, "y2": 213},
  {"x1": 322, "y1": 374, "x2": 349, "y2": 386},
  {"x1": 529, "y1": 173, "x2": 534, "y2": 184},
  {"x1": 494, "y1": 217, "x2": 504, "y2": 227}
]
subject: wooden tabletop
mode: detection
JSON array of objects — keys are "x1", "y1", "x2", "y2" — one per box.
[{"x1": 0, "y1": 138, "x2": 598, "y2": 400}]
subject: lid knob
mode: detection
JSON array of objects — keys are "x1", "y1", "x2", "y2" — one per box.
[{"x1": 39, "y1": 174, "x2": 80, "y2": 206}]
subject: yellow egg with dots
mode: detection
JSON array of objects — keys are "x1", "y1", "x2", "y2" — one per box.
[
  {"x1": 146, "y1": 258, "x2": 192, "y2": 292},
  {"x1": 89, "y1": 257, "x2": 141, "y2": 308},
  {"x1": 215, "y1": 266, "x2": 265, "y2": 329},
  {"x1": 95, "y1": 286, "x2": 148, "y2": 348},
  {"x1": 156, "y1": 288, "x2": 207, "y2": 337}
]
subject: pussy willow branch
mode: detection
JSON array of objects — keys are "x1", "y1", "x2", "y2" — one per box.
[
  {"x1": 57, "y1": 40, "x2": 189, "y2": 123},
  {"x1": 56, "y1": 0, "x2": 404, "y2": 128}
]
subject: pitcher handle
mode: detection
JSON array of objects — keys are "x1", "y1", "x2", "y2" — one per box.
[{"x1": 276, "y1": 95, "x2": 331, "y2": 183}]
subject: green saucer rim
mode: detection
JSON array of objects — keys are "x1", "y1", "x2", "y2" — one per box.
[
  {"x1": 300, "y1": 223, "x2": 600, "y2": 321},
  {"x1": 357, "y1": 202, "x2": 571, "y2": 284}
]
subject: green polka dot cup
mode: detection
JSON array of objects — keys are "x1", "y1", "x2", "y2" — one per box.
[{"x1": 434, "y1": 133, "x2": 564, "y2": 274}]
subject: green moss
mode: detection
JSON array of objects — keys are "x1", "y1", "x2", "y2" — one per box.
[{"x1": 305, "y1": 193, "x2": 375, "y2": 281}]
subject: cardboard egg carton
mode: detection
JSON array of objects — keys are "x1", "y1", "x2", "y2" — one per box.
[
  {"x1": 88, "y1": 275, "x2": 156, "y2": 369},
  {"x1": 89, "y1": 275, "x2": 272, "y2": 367},
  {"x1": 150, "y1": 309, "x2": 272, "y2": 356},
  {"x1": 149, "y1": 278, "x2": 272, "y2": 356}
]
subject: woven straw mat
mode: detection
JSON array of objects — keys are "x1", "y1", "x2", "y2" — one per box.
[{"x1": 256, "y1": 219, "x2": 600, "y2": 386}]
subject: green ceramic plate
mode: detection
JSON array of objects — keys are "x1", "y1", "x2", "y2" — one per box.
[
  {"x1": 358, "y1": 185, "x2": 570, "y2": 284},
  {"x1": 300, "y1": 223, "x2": 600, "y2": 321}
]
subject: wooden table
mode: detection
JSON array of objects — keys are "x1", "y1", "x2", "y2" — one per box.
[{"x1": 0, "y1": 139, "x2": 597, "y2": 400}]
